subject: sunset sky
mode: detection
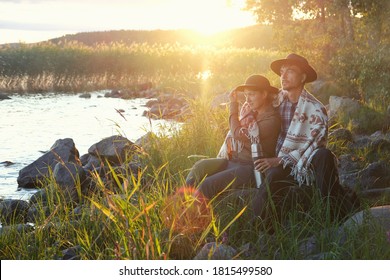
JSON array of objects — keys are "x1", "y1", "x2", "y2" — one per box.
[{"x1": 0, "y1": 0, "x2": 257, "y2": 44}]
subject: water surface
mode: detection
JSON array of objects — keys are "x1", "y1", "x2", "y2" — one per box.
[{"x1": 0, "y1": 91, "x2": 169, "y2": 200}]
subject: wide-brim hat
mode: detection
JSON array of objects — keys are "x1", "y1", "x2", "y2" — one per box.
[
  {"x1": 235, "y1": 74, "x2": 279, "y2": 95},
  {"x1": 270, "y1": 53, "x2": 317, "y2": 83}
]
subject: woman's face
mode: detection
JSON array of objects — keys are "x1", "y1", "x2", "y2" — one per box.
[{"x1": 244, "y1": 89, "x2": 268, "y2": 111}]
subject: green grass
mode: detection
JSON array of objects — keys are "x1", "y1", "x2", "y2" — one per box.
[
  {"x1": 1, "y1": 88, "x2": 389, "y2": 260},
  {"x1": 0, "y1": 42, "x2": 389, "y2": 259}
]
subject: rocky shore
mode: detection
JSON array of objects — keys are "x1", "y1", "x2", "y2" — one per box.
[{"x1": 1, "y1": 86, "x2": 390, "y2": 259}]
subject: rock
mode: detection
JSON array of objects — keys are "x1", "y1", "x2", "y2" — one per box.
[
  {"x1": 82, "y1": 154, "x2": 102, "y2": 171},
  {"x1": 0, "y1": 161, "x2": 15, "y2": 167},
  {"x1": 61, "y1": 245, "x2": 82, "y2": 260},
  {"x1": 17, "y1": 138, "x2": 80, "y2": 188},
  {"x1": 79, "y1": 93, "x2": 91, "y2": 98},
  {"x1": 359, "y1": 161, "x2": 390, "y2": 189},
  {"x1": 27, "y1": 205, "x2": 51, "y2": 223},
  {"x1": 371, "y1": 130, "x2": 385, "y2": 139},
  {"x1": 338, "y1": 154, "x2": 365, "y2": 174},
  {"x1": 0, "y1": 199, "x2": 30, "y2": 225},
  {"x1": 0, "y1": 92, "x2": 11, "y2": 100},
  {"x1": 79, "y1": 153, "x2": 90, "y2": 166},
  {"x1": 342, "y1": 205, "x2": 390, "y2": 232},
  {"x1": 329, "y1": 128, "x2": 353, "y2": 143},
  {"x1": 340, "y1": 161, "x2": 390, "y2": 190},
  {"x1": 194, "y1": 242, "x2": 237, "y2": 260},
  {"x1": 104, "y1": 89, "x2": 122, "y2": 98},
  {"x1": 371, "y1": 138, "x2": 390, "y2": 152},
  {"x1": 29, "y1": 189, "x2": 48, "y2": 206},
  {"x1": 328, "y1": 96, "x2": 361, "y2": 119},
  {"x1": 53, "y1": 161, "x2": 87, "y2": 202},
  {"x1": 298, "y1": 235, "x2": 318, "y2": 257},
  {"x1": 88, "y1": 135, "x2": 138, "y2": 164},
  {"x1": 360, "y1": 187, "x2": 390, "y2": 201},
  {"x1": 349, "y1": 136, "x2": 372, "y2": 150},
  {"x1": 135, "y1": 132, "x2": 156, "y2": 152},
  {"x1": 145, "y1": 99, "x2": 159, "y2": 108},
  {"x1": 366, "y1": 139, "x2": 390, "y2": 162},
  {"x1": 0, "y1": 224, "x2": 34, "y2": 236}
]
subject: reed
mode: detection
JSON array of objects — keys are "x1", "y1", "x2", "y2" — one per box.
[{"x1": 1, "y1": 89, "x2": 389, "y2": 260}]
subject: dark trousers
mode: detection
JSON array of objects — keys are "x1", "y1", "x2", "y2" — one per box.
[{"x1": 252, "y1": 148, "x2": 344, "y2": 221}]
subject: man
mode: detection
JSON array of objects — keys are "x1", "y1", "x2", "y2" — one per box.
[{"x1": 252, "y1": 53, "x2": 353, "y2": 225}]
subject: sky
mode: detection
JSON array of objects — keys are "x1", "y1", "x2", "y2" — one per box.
[{"x1": 0, "y1": 0, "x2": 257, "y2": 44}]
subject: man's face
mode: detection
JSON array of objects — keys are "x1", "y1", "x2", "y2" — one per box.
[{"x1": 280, "y1": 64, "x2": 306, "y2": 91}]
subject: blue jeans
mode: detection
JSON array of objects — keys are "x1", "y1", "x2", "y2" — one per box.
[{"x1": 186, "y1": 158, "x2": 255, "y2": 199}]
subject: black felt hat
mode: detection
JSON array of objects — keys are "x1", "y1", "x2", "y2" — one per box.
[
  {"x1": 235, "y1": 74, "x2": 279, "y2": 94},
  {"x1": 271, "y1": 53, "x2": 317, "y2": 83}
]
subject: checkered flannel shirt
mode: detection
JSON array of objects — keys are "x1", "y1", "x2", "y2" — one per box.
[{"x1": 275, "y1": 96, "x2": 298, "y2": 155}]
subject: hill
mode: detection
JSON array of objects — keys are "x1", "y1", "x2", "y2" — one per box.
[{"x1": 47, "y1": 25, "x2": 274, "y2": 49}]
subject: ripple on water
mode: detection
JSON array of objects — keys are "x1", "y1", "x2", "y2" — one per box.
[{"x1": 0, "y1": 91, "x2": 173, "y2": 200}]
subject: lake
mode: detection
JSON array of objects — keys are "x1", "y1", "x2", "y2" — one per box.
[{"x1": 0, "y1": 91, "x2": 170, "y2": 201}]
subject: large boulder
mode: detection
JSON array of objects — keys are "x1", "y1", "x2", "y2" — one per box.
[
  {"x1": 340, "y1": 161, "x2": 390, "y2": 190},
  {"x1": 0, "y1": 199, "x2": 30, "y2": 225},
  {"x1": 342, "y1": 205, "x2": 390, "y2": 232},
  {"x1": 328, "y1": 96, "x2": 361, "y2": 119},
  {"x1": 53, "y1": 161, "x2": 87, "y2": 202},
  {"x1": 17, "y1": 138, "x2": 80, "y2": 188},
  {"x1": 358, "y1": 161, "x2": 390, "y2": 189},
  {"x1": 87, "y1": 135, "x2": 139, "y2": 164}
]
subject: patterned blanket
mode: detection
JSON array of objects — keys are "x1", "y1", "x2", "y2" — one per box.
[
  {"x1": 217, "y1": 102, "x2": 259, "y2": 159},
  {"x1": 277, "y1": 90, "x2": 328, "y2": 186}
]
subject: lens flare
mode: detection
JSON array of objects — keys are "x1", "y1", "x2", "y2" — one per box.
[{"x1": 161, "y1": 186, "x2": 211, "y2": 234}]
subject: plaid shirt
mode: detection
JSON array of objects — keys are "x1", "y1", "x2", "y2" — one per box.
[{"x1": 275, "y1": 96, "x2": 298, "y2": 155}]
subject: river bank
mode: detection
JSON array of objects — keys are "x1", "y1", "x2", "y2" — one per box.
[{"x1": 0, "y1": 91, "x2": 175, "y2": 200}]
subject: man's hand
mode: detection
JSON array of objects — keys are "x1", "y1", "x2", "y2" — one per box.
[{"x1": 254, "y1": 157, "x2": 282, "y2": 172}]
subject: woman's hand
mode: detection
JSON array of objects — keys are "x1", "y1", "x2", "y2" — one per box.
[
  {"x1": 254, "y1": 157, "x2": 282, "y2": 172},
  {"x1": 228, "y1": 89, "x2": 238, "y2": 102}
]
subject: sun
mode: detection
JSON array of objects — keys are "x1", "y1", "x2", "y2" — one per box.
[{"x1": 168, "y1": 0, "x2": 255, "y2": 35}]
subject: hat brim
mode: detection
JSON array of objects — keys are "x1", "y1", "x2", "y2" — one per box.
[
  {"x1": 235, "y1": 84, "x2": 279, "y2": 95},
  {"x1": 270, "y1": 59, "x2": 317, "y2": 83}
]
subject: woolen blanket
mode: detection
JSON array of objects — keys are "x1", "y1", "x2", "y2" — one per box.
[{"x1": 277, "y1": 89, "x2": 328, "y2": 186}]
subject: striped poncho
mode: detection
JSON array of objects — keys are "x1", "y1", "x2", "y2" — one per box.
[{"x1": 277, "y1": 89, "x2": 328, "y2": 186}]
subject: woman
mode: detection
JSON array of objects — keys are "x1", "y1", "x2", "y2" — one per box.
[{"x1": 186, "y1": 74, "x2": 281, "y2": 199}]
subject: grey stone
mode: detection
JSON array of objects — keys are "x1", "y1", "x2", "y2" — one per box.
[
  {"x1": 338, "y1": 154, "x2": 365, "y2": 174},
  {"x1": 194, "y1": 242, "x2": 237, "y2": 260},
  {"x1": 342, "y1": 205, "x2": 390, "y2": 232},
  {"x1": 17, "y1": 138, "x2": 80, "y2": 188},
  {"x1": 340, "y1": 161, "x2": 390, "y2": 190},
  {"x1": 329, "y1": 128, "x2": 353, "y2": 143},
  {"x1": 88, "y1": 135, "x2": 137, "y2": 164},
  {"x1": 328, "y1": 96, "x2": 361, "y2": 119},
  {"x1": 79, "y1": 93, "x2": 91, "y2": 98},
  {"x1": 0, "y1": 199, "x2": 30, "y2": 225},
  {"x1": 29, "y1": 189, "x2": 48, "y2": 206},
  {"x1": 53, "y1": 162, "x2": 87, "y2": 202},
  {"x1": 0, "y1": 224, "x2": 34, "y2": 236},
  {"x1": 0, "y1": 92, "x2": 11, "y2": 100},
  {"x1": 27, "y1": 205, "x2": 50, "y2": 223},
  {"x1": 61, "y1": 245, "x2": 82, "y2": 260}
]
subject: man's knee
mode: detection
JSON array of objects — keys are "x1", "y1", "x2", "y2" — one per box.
[
  {"x1": 264, "y1": 165, "x2": 292, "y2": 186},
  {"x1": 312, "y1": 148, "x2": 336, "y2": 164}
]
